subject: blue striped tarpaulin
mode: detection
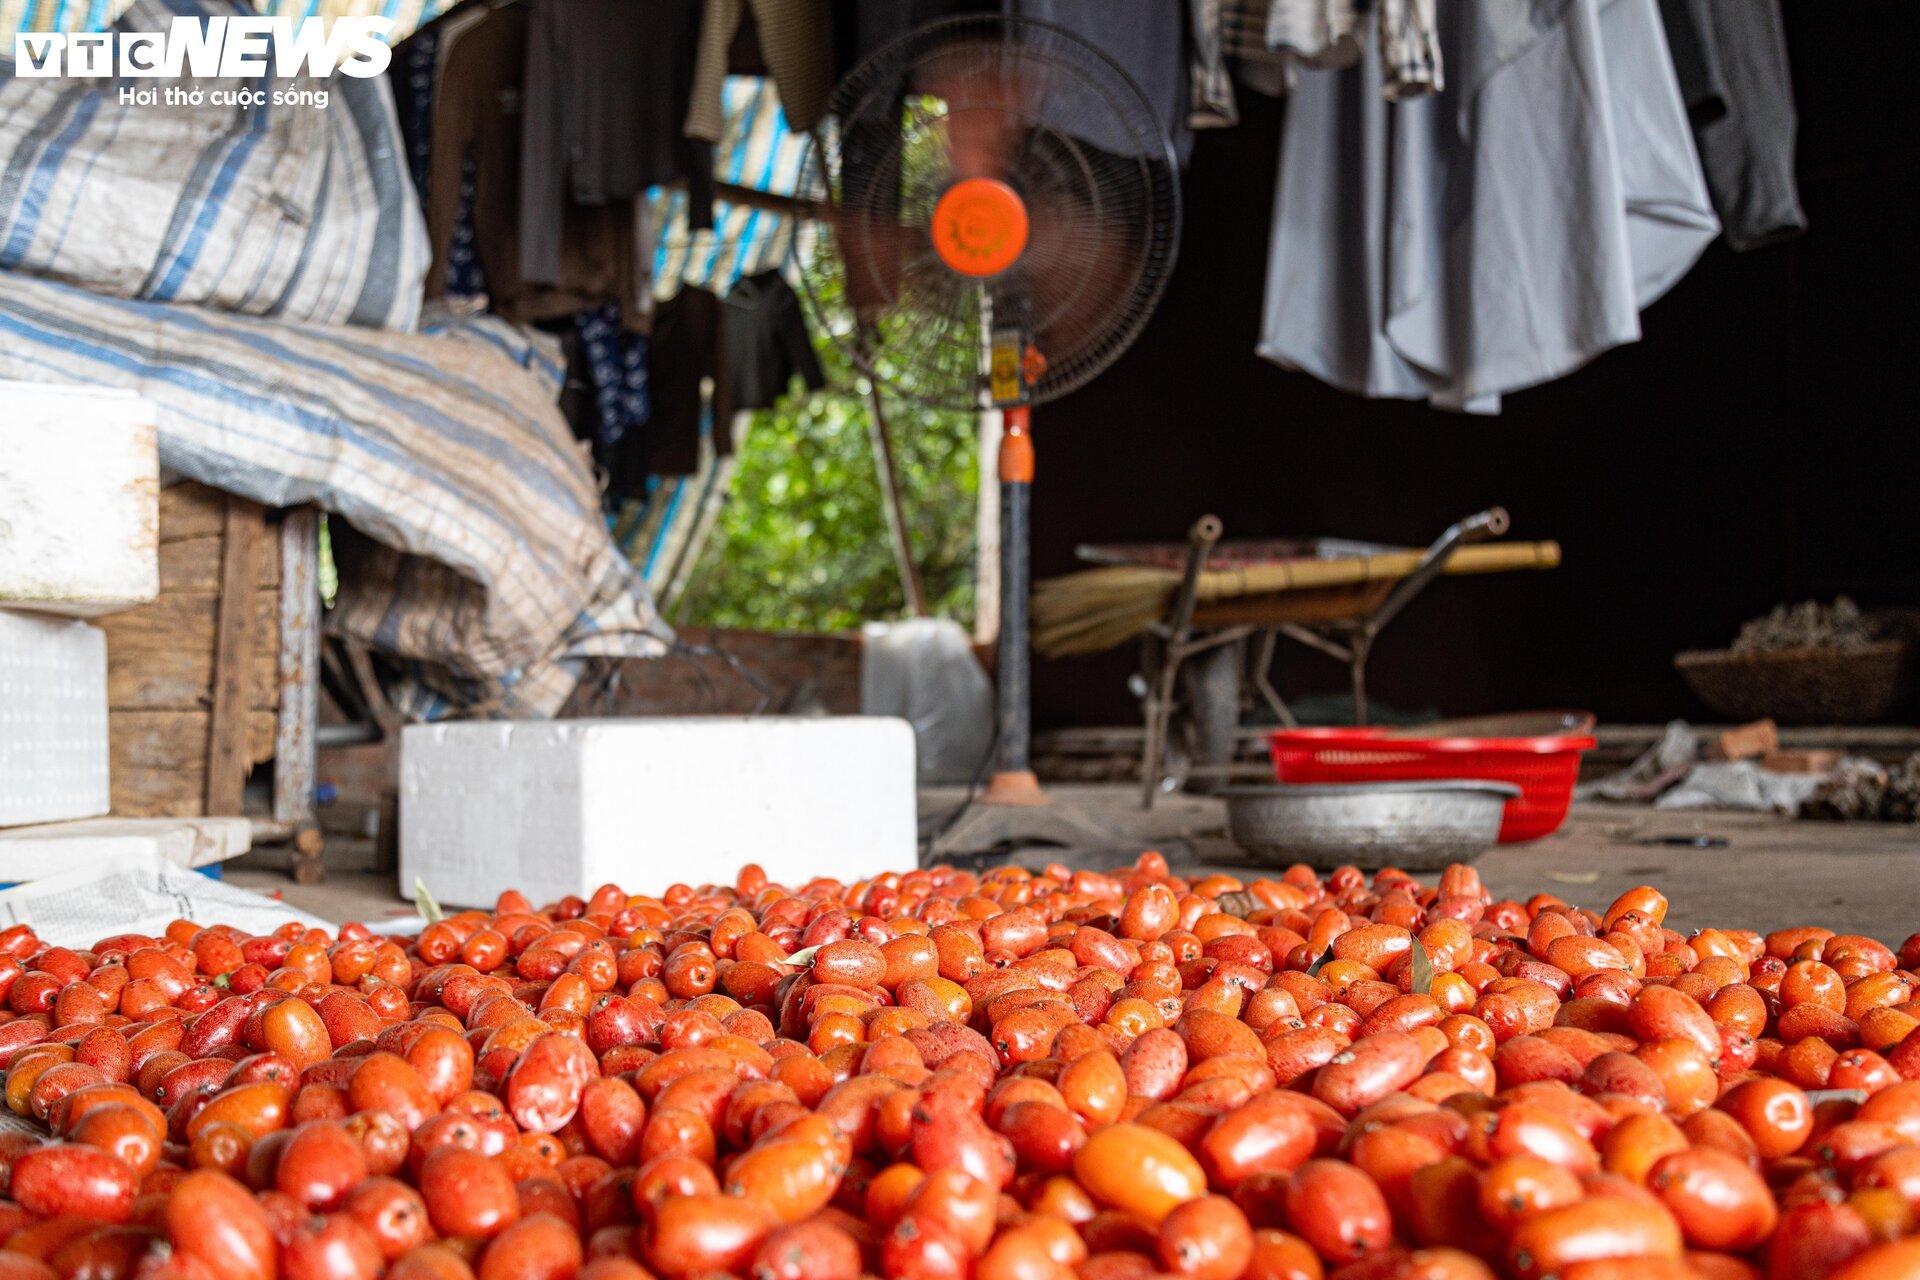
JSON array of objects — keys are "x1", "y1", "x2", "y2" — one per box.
[
  {"x1": 0, "y1": 269, "x2": 671, "y2": 717},
  {"x1": 0, "y1": 0, "x2": 432, "y2": 331}
]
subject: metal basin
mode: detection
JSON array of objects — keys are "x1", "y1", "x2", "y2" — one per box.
[{"x1": 1221, "y1": 781, "x2": 1520, "y2": 872}]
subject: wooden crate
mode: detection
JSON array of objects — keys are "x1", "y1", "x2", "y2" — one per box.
[{"x1": 96, "y1": 482, "x2": 321, "y2": 867}]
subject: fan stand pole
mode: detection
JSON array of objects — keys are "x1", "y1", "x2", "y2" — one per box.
[
  {"x1": 935, "y1": 407, "x2": 1117, "y2": 856},
  {"x1": 981, "y1": 406, "x2": 1045, "y2": 807}
]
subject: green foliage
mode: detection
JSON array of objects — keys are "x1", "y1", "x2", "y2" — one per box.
[{"x1": 673, "y1": 272, "x2": 978, "y2": 634}]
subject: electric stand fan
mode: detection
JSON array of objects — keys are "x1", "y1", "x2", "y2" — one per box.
[{"x1": 797, "y1": 15, "x2": 1181, "y2": 853}]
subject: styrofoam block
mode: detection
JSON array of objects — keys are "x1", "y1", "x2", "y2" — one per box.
[
  {"x1": 0, "y1": 610, "x2": 109, "y2": 827},
  {"x1": 0, "y1": 817, "x2": 251, "y2": 883},
  {"x1": 400, "y1": 717, "x2": 917, "y2": 909},
  {"x1": 0, "y1": 380, "x2": 159, "y2": 617}
]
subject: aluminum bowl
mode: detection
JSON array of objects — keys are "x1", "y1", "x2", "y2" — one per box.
[{"x1": 1221, "y1": 781, "x2": 1520, "y2": 871}]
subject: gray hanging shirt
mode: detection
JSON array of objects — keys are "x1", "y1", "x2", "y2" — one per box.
[
  {"x1": 1004, "y1": 0, "x2": 1194, "y2": 164},
  {"x1": 1657, "y1": 0, "x2": 1807, "y2": 251},
  {"x1": 1258, "y1": 0, "x2": 1719, "y2": 413}
]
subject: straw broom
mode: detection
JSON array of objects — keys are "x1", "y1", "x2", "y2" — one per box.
[{"x1": 1032, "y1": 542, "x2": 1563, "y2": 657}]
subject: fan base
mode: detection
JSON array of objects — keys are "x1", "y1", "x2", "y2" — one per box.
[
  {"x1": 980, "y1": 769, "x2": 1048, "y2": 807},
  {"x1": 929, "y1": 790, "x2": 1120, "y2": 859}
]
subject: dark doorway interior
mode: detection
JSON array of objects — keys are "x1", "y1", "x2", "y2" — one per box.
[{"x1": 1028, "y1": 0, "x2": 1920, "y2": 731}]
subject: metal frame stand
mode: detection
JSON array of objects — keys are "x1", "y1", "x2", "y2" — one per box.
[
  {"x1": 1135, "y1": 508, "x2": 1512, "y2": 807},
  {"x1": 981, "y1": 415, "x2": 1043, "y2": 806},
  {"x1": 1137, "y1": 515, "x2": 1224, "y2": 807}
]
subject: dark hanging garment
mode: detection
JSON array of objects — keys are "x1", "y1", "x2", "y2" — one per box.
[
  {"x1": 520, "y1": 0, "x2": 712, "y2": 289},
  {"x1": 397, "y1": 25, "x2": 493, "y2": 300},
  {"x1": 724, "y1": 271, "x2": 826, "y2": 412},
  {"x1": 827, "y1": 1, "x2": 996, "y2": 315},
  {"x1": 1656, "y1": 0, "x2": 1806, "y2": 251},
  {"x1": 614, "y1": 287, "x2": 730, "y2": 489},
  {"x1": 1002, "y1": 0, "x2": 1194, "y2": 165},
  {"x1": 832, "y1": 0, "x2": 992, "y2": 71},
  {"x1": 425, "y1": 3, "x2": 644, "y2": 324},
  {"x1": 547, "y1": 321, "x2": 602, "y2": 448},
  {"x1": 688, "y1": 0, "x2": 836, "y2": 140}
]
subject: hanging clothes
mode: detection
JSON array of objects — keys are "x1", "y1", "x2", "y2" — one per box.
[
  {"x1": 396, "y1": 26, "x2": 439, "y2": 197},
  {"x1": 827, "y1": 1, "x2": 992, "y2": 317},
  {"x1": 832, "y1": 0, "x2": 992, "y2": 71},
  {"x1": 1187, "y1": 0, "x2": 1304, "y2": 129},
  {"x1": 1266, "y1": 0, "x2": 1366, "y2": 69},
  {"x1": 723, "y1": 271, "x2": 827, "y2": 411},
  {"x1": 687, "y1": 0, "x2": 835, "y2": 140},
  {"x1": 441, "y1": 159, "x2": 492, "y2": 301},
  {"x1": 519, "y1": 0, "x2": 712, "y2": 290},
  {"x1": 613, "y1": 287, "x2": 732, "y2": 492},
  {"x1": 577, "y1": 304, "x2": 651, "y2": 451},
  {"x1": 1192, "y1": 0, "x2": 1443, "y2": 122},
  {"x1": 1375, "y1": 0, "x2": 1443, "y2": 99},
  {"x1": 1258, "y1": 0, "x2": 1718, "y2": 413},
  {"x1": 430, "y1": 3, "x2": 498, "y2": 303},
  {"x1": 546, "y1": 322, "x2": 601, "y2": 457},
  {"x1": 392, "y1": 10, "x2": 491, "y2": 300},
  {"x1": 1656, "y1": 0, "x2": 1806, "y2": 251},
  {"x1": 424, "y1": 2, "x2": 646, "y2": 326},
  {"x1": 1003, "y1": 0, "x2": 1194, "y2": 164}
]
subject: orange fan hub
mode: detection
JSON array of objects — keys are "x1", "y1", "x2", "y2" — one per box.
[{"x1": 932, "y1": 178, "x2": 1029, "y2": 277}]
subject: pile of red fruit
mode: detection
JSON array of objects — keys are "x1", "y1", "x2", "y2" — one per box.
[{"x1": 3, "y1": 855, "x2": 1920, "y2": 1280}]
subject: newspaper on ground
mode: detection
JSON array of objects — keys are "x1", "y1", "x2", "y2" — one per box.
[
  {"x1": 1654, "y1": 761, "x2": 1828, "y2": 816},
  {"x1": 0, "y1": 848, "x2": 331, "y2": 949},
  {"x1": 1576, "y1": 719, "x2": 1699, "y2": 803}
]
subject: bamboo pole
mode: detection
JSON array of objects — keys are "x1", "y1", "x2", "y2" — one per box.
[
  {"x1": 866, "y1": 384, "x2": 928, "y2": 617},
  {"x1": 1032, "y1": 542, "x2": 1563, "y2": 656}
]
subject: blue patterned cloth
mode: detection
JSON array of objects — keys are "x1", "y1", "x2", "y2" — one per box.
[
  {"x1": 403, "y1": 31, "x2": 437, "y2": 194},
  {"x1": 575, "y1": 303, "x2": 650, "y2": 449},
  {"x1": 400, "y1": 27, "x2": 489, "y2": 300},
  {"x1": 445, "y1": 157, "x2": 490, "y2": 299}
]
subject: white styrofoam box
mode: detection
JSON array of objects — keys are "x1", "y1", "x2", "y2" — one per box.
[
  {"x1": 400, "y1": 717, "x2": 917, "y2": 909},
  {"x1": 0, "y1": 609, "x2": 109, "y2": 827},
  {"x1": 0, "y1": 817, "x2": 251, "y2": 884},
  {"x1": 0, "y1": 380, "x2": 159, "y2": 617}
]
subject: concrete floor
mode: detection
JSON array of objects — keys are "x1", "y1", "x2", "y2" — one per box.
[{"x1": 227, "y1": 789, "x2": 1920, "y2": 946}]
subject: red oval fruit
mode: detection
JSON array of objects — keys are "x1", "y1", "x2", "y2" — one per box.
[
  {"x1": 165, "y1": 1169, "x2": 278, "y2": 1280},
  {"x1": 505, "y1": 1033, "x2": 598, "y2": 1134},
  {"x1": 477, "y1": 1211, "x2": 586, "y2": 1280},
  {"x1": 10, "y1": 1142, "x2": 136, "y2": 1222},
  {"x1": 419, "y1": 1146, "x2": 521, "y2": 1239},
  {"x1": 1283, "y1": 1160, "x2": 1392, "y2": 1264}
]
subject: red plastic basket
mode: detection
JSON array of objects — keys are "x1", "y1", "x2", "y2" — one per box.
[{"x1": 1267, "y1": 728, "x2": 1596, "y2": 843}]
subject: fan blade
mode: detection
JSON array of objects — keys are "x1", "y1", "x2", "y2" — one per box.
[
  {"x1": 833, "y1": 209, "x2": 904, "y2": 320},
  {"x1": 922, "y1": 41, "x2": 1025, "y2": 182},
  {"x1": 946, "y1": 103, "x2": 1018, "y2": 181},
  {"x1": 1012, "y1": 195, "x2": 1137, "y2": 383}
]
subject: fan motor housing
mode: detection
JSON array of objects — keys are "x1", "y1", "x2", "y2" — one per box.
[
  {"x1": 796, "y1": 13, "x2": 1180, "y2": 410},
  {"x1": 932, "y1": 177, "x2": 1030, "y2": 278}
]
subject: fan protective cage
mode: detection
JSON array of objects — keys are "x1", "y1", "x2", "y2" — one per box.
[{"x1": 797, "y1": 14, "x2": 1181, "y2": 411}]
